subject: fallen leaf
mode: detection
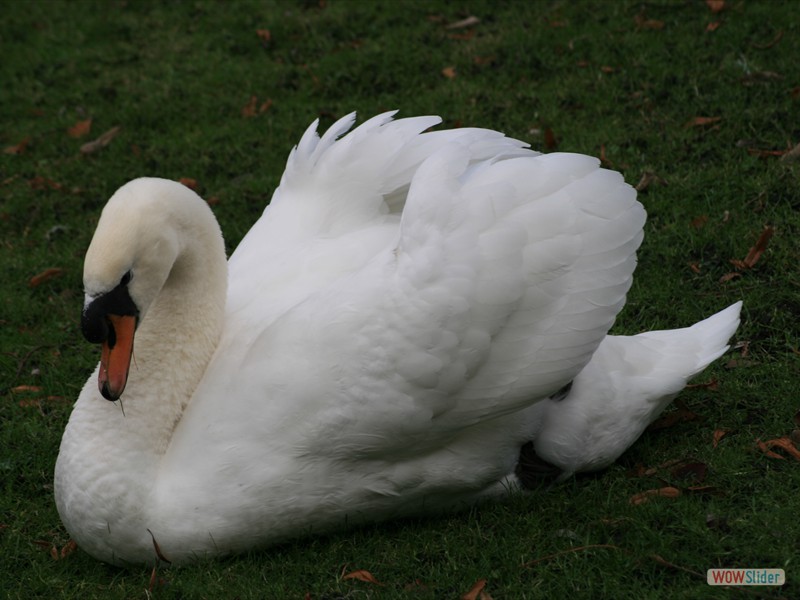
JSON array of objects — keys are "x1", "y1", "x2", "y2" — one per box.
[
  {"x1": 179, "y1": 178, "x2": 198, "y2": 191},
  {"x1": 29, "y1": 268, "x2": 64, "y2": 288},
  {"x1": 80, "y1": 126, "x2": 121, "y2": 154},
  {"x1": 705, "y1": 0, "x2": 725, "y2": 12},
  {"x1": 686, "y1": 378, "x2": 718, "y2": 391},
  {"x1": 685, "y1": 116, "x2": 722, "y2": 128},
  {"x1": 445, "y1": 15, "x2": 480, "y2": 30},
  {"x1": 671, "y1": 461, "x2": 707, "y2": 483},
  {"x1": 4, "y1": 137, "x2": 31, "y2": 155},
  {"x1": 755, "y1": 439, "x2": 784, "y2": 460},
  {"x1": 719, "y1": 271, "x2": 741, "y2": 283},
  {"x1": 29, "y1": 176, "x2": 63, "y2": 191},
  {"x1": 634, "y1": 14, "x2": 665, "y2": 30},
  {"x1": 739, "y1": 225, "x2": 774, "y2": 269},
  {"x1": 60, "y1": 539, "x2": 77, "y2": 559},
  {"x1": 449, "y1": 29, "x2": 476, "y2": 41},
  {"x1": 256, "y1": 29, "x2": 271, "y2": 44},
  {"x1": 11, "y1": 385, "x2": 43, "y2": 393},
  {"x1": 648, "y1": 399, "x2": 701, "y2": 430},
  {"x1": 472, "y1": 55, "x2": 495, "y2": 66},
  {"x1": 600, "y1": 65, "x2": 615, "y2": 73},
  {"x1": 442, "y1": 66, "x2": 457, "y2": 79},
  {"x1": 634, "y1": 171, "x2": 665, "y2": 192},
  {"x1": 461, "y1": 579, "x2": 487, "y2": 600},
  {"x1": 544, "y1": 127, "x2": 557, "y2": 150},
  {"x1": 259, "y1": 98, "x2": 273, "y2": 113},
  {"x1": 690, "y1": 215, "x2": 709, "y2": 229},
  {"x1": 67, "y1": 118, "x2": 92, "y2": 138},
  {"x1": 712, "y1": 428, "x2": 730, "y2": 448},
  {"x1": 629, "y1": 486, "x2": 681, "y2": 505},
  {"x1": 759, "y1": 437, "x2": 800, "y2": 461},
  {"x1": 242, "y1": 95, "x2": 258, "y2": 118},
  {"x1": 706, "y1": 21, "x2": 722, "y2": 32},
  {"x1": 688, "y1": 262, "x2": 701, "y2": 274},
  {"x1": 342, "y1": 569, "x2": 383, "y2": 585},
  {"x1": 147, "y1": 529, "x2": 172, "y2": 564}
]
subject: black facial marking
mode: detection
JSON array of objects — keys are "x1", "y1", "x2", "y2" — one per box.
[{"x1": 81, "y1": 271, "x2": 139, "y2": 345}]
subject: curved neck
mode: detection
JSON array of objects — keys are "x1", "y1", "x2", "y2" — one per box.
[{"x1": 56, "y1": 191, "x2": 228, "y2": 564}]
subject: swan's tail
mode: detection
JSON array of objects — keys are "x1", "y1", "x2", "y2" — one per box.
[{"x1": 523, "y1": 301, "x2": 742, "y2": 483}]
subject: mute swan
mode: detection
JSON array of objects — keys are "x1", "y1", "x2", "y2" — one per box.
[{"x1": 55, "y1": 111, "x2": 741, "y2": 565}]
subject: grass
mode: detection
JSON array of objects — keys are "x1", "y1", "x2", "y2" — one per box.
[{"x1": 1, "y1": 0, "x2": 798, "y2": 598}]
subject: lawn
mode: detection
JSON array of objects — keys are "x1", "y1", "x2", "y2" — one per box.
[{"x1": 1, "y1": 0, "x2": 798, "y2": 598}]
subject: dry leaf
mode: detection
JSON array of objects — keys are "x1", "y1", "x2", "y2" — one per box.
[
  {"x1": 342, "y1": 569, "x2": 383, "y2": 585},
  {"x1": 11, "y1": 385, "x2": 43, "y2": 393},
  {"x1": 461, "y1": 579, "x2": 487, "y2": 600},
  {"x1": 648, "y1": 399, "x2": 701, "y2": 430},
  {"x1": 629, "y1": 486, "x2": 681, "y2": 505},
  {"x1": 671, "y1": 461, "x2": 707, "y2": 483},
  {"x1": 67, "y1": 118, "x2": 92, "y2": 138},
  {"x1": 80, "y1": 126, "x2": 121, "y2": 154},
  {"x1": 712, "y1": 428, "x2": 730, "y2": 448},
  {"x1": 634, "y1": 171, "x2": 665, "y2": 192},
  {"x1": 445, "y1": 15, "x2": 480, "y2": 30},
  {"x1": 60, "y1": 539, "x2": 77, "y2": 559},
  {"x1": 740, "y1": 225, "x2": 774, "y2": 269},
  {"x1": 544, "y1": 127, "x2": 557, "y2": 150},
  {"x1": 29, "y1": 176, "x2": 63, "y2": 191},
  {"x1": 449, "y1": 29, "x2": 476, "y2": 41},
  {"x1": 147, "y1": 529, "x2": 171, "y2": 563},
  {"x1": 256, "y1": 29, "x2": 271, "y2": 44},
  {"x1": 688, "y1": 262, "x2": 701, "y2": 274},
  {"x1": 706, "y1": 21, "x2": 722, "y2": 32},
  {"x1": 686, "y1": 378, "x2": 718, "y2": 391},
  {"x1": 600, "y1": 65, "x2": 615, "y2": 73},
  {"x1": 4, "y1": 137, "x2": 31, "y2": 155},
  {"x1": 442, "y1": 66, "x2": 457, "y2": 79},
  {"x1": 690, "y1": 215, "x2": 709, "y2": 229},
  {"x1": 755, "y1": 439, "x2": 784, "y2": 460},
  {"x1": 705, "y1": 0, "x2": 725, "y2": 12},
  {"x1": 634, "y1": 14, "x2": 665, "y2": 30},
  {"x1": 242, "y1": 95, "x2": 258, "y2": 118},
  {"x1": 760, "y1": 437, "x2": 800, "y2": 461},
  {"x1": 685, "y1": 116, "x2": 722, "y2": 128},
  {"x1": 179, "y1": 177, "x2": 198, "y2": 191},
  {"x1": 29, "y1": 267, "x2": 64, "y2": 288}
]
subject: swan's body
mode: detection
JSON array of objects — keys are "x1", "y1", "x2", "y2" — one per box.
[{"x1": 55, "y1": 112, "x2": 740, "y2": 565}]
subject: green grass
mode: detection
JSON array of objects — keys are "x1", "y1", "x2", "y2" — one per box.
[{"x1": 1, "y1": 0, "x2": 799, "y2": 598}]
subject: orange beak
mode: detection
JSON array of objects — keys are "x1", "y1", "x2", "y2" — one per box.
[{"x1": 98, "y1": 314, "x2": 136, "y2": 400}]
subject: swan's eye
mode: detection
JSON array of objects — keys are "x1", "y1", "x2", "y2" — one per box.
[{"x1": 120, "y1": 271, "x2": 132, "y2": 286}]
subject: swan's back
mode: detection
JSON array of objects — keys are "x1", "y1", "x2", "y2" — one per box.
[{"x1": 170, "y1": 113, "x2": 645, "y2": 475}]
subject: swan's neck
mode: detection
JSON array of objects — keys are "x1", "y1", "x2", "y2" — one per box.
[{"x1": 55, "y1": 192, "x2": 227, "y2": 564}]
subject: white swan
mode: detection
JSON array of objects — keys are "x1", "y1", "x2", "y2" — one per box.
[{"x1": 55, "y1": 111, "x2": 741, "y2": 565}]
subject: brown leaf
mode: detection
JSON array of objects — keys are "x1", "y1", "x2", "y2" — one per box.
[
  {"x1": 67, "y1": 118, "x2": 92, "y2": 138},
  {"x1": 29, "y1": 176, "x2": 63, "y2": 191},
  {"x1": 671, "y1": 461, "x2": 707, "y2": 483},
  {"x1": 445, "y1": 15, "x2": 480, "y2": 30},
  {"x1": 690, "y1": 215, "x2": 709, "y2": 229},
  {"x1": 147, "y1": 529, "x2": 172, "y2": 564},
  {"x1": 461, "y1": 579, "x2": 487, "y2": 600},
  {"x1": 473, "y1": 55, "x2": 495, "y2": 66},
  {"x1": 685, "y1": 116, "x2": 722, "y2": 128},
  {"x1": 544, "y1": 127, "x2": 557, "y2": 150},
  {"x1": 259, "y1": 98, "x2": 273, "y2": 113},
  {"x1": 634, "y1": 171, "x2": 665, "y2": 192},
  {"x1": 740, "y1": 225, "x2": 774, "y2": 269},
  {"x1": 712, "y1": 428, "x2": 730, "y2": 448},
  {"x1": 80, "y1": 126, "x2": 121, "y2": 154},
  {"x1": 760, "y1": 437, "x2": 800, "y2": 461},
  {"x1": 688, "y1": 262, "x2": 701, "y2": 274},
  {"x1": 648, "y1": 399, "x2": 701, "y2": 430},
  {"x1": 242, "y1": 95, "x2": 258, "y2": 118},
  {"x1": 600, "y1": 65, "x2": 615, "y2": 74},
  {"x1": 719, "y1": 271, "x2": 741, "y2": 283},
  {"x1": 755, "y1": 439, "x2": 785, "y2": 460},
  {"x1": 629, "y1": 486, "x2": 681, "y2": 505},
  {"x1": 342, "y1": 569, "x2": 383, "y2": 585},
  {"x1": 256, "y1": 29, "x2": 271, "y2": 44},
  {"x1": 11, "y1": 385, "x2": 43, "y2": 393},
  {"x1": 705, "y1": 0, "x2": 725, "y2": 13},
  {"x1": 634, "y1": 14, "x2": 665, "y2": 30},
  {"x1": 60, "y1": 539, "x2": 77, "y2": 559},
  {"x1": 4, "y1": 137, "x2": 31, "y2": 155},
  {"x1": 686, "y1": 378, "x2": 718, "y2": 391},
  {"x1": 179, "y1": 177, "x2": 198, "y2": 191},
  {"x1": 29, "y1": 267, "x2": 64, "y2": 288},
  {"x1": 442, "y1": 66, "x2": 457, "y2": 79},
  {"x1": 706, "y1": 21, "x2": 722, "y2": 32}
]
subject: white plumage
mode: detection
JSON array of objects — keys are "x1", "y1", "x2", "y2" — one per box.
[{"x1": 55, "y1": 112, "x2": 740, "y2": 565}]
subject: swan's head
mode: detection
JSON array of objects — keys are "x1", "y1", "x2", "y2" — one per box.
[{"x1": 81, "y1": 178, "x2": 202, "y2": 401}]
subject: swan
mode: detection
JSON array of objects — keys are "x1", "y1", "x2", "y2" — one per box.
[{"x1": 54, "y1": 111, "x2": 741, "y2": 565}]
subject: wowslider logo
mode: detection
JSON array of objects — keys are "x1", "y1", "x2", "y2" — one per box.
[{"x1": 707, "y1": 569, "x2": 785, "y2": 586}]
